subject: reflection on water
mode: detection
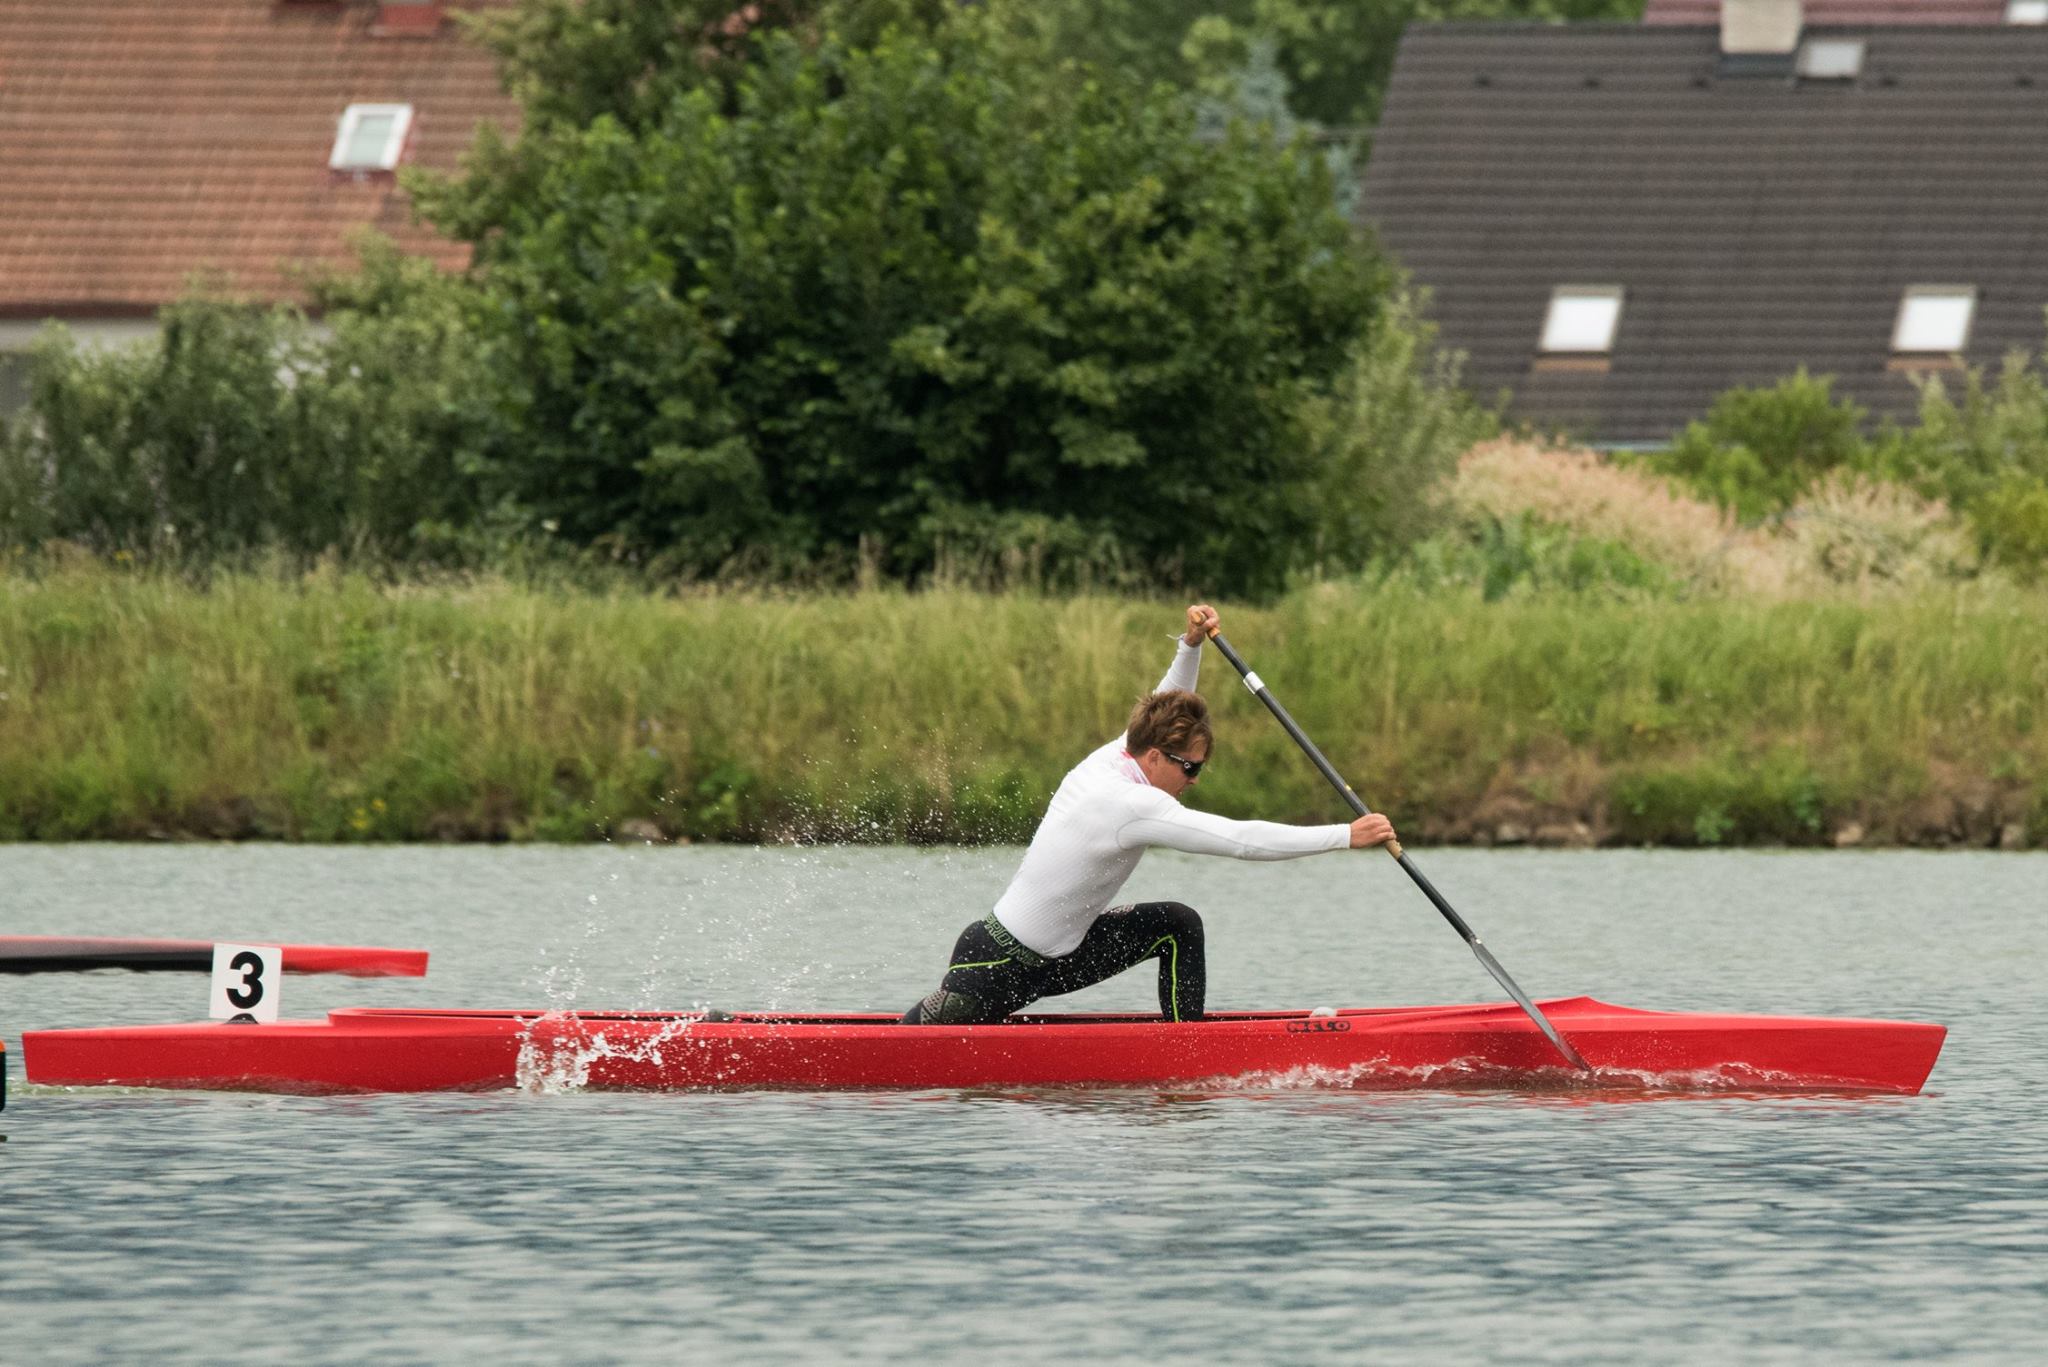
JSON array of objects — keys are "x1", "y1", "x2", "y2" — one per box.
[{"x1": 1, "y1": 845, "x2": 2043, "y2": 1364}]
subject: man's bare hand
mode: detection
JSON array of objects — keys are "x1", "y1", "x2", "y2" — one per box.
[
  {"x1": 1184, "y1": 604, "x2": 1220, "y2": 645},
  {"x1": 1348, "y1": 813, "x2": 1396, "y2": 849}
]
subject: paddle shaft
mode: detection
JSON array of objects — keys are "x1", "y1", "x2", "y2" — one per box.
[{"x1": 1204, "y1": 629, "x2": 1592, "y2": 1072}]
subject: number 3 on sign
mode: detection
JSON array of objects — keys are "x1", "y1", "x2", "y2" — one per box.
[{"x1": 210, "y1": 943, "x2": 282, "y2": 1023}]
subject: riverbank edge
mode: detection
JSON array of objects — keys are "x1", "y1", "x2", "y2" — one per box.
[{"x1": 2, "y1": 567, "x2": 2043, "y2": 849}]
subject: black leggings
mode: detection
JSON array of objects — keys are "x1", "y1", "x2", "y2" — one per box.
[{"x1": 901, "y1": 903, "x2": 1206, "y2": 1024}]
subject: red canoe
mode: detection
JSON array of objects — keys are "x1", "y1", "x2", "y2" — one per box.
[
  {"x1": 21, "y1": 997, "x2": 1946, "y2": 1096},
  {"x1": 0, "y1": 936, "x2": 428, "y2": 977}
]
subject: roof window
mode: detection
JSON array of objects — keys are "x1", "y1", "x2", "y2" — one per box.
[
  {"x1": 2008, "y1": 2, "x2": 2048, "y2": 25},
  {"x1": 330, "y1": 104, "x2": 414, "y2": 172},
  {"x1": 1797, "y1": 39, "x2": 1865, "y2": 81},
  {"x1": 1539, "y1": 286, "x2": 1624, "y2": 354},
  {"x1": 1891, "y1": 287, "x2": 1976, "y2": 354},
  {"x1": 1721, "y1": 0, "x2": 1802, "y2": 56}
]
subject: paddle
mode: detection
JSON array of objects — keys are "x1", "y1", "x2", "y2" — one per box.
[{"x1": 1205, "y1": 627, "x2": 1593, "y2": 1072}]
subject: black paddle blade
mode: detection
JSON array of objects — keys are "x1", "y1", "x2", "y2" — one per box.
[{"x1": 1470, "y1": 940, "x2": 1592, "y2": 1071}]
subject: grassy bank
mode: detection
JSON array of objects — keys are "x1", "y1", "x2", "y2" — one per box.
[{"x1": 0, "y1": 562, "x2": 2042, "y2": 847}]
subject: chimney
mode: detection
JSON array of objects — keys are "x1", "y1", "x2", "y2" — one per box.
[
  {"x1": 1721, "y1": 0, "x2": 1802, "y2": 55},
  {"x1": 372, "y1": 2, "x2": 445, "y2": 38}
]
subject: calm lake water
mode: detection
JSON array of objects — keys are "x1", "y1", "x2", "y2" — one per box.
[{"x1": 2, "y1": 845, "x2": 2043, "y2": 1364}]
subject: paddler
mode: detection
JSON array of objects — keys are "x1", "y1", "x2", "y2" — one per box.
[{"x1": 902, "y1": 604, "x2": 1396, "y2": 1025}]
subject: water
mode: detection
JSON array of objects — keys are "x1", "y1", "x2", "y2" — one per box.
[{"x1": 2, "y1": 845, "x2": 2043, "y2": 1363}]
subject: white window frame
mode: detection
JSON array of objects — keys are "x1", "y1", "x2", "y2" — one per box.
[
  {"x1": 2008, "y1": 1, "x2": 2048, "y2": 26},
  {"x1": 1538, "y1": 286, "x2": 1625, "y2": 355},
  {"x1": 329, "y1": 103, "x2": 414, "y2": 172},
  {"x1": 1891, "y1": 286, "x2": 1977, "y2": 355},
  {"x1": 1797, "y1": 39, "x2": 1866, "y2": 80}
]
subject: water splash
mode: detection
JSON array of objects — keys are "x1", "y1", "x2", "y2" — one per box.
[
  {"x1": 503, "y1": 1026, "x2": 1867, "y2": 1100},
  {"x1": 1205, "y1": 1053, "x2": 1854, "y2": 1099},
  {"x1": 513, "y1": 1011, "x2": 707, "y2": 1096}
]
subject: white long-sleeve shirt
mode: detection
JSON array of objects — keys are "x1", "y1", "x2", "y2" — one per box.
[{"x1": 992, "y1": 638, "x2": 1351, "y2": 957}]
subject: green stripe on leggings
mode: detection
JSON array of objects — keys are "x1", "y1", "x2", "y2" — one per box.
[{"x1": 1148, "y1": 934, "x2": 1182, "y2": 1022}]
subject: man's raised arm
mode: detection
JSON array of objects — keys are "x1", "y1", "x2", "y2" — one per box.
[{"x1": 1154, "y1": 603, "x2": 1217, "y2": 695}]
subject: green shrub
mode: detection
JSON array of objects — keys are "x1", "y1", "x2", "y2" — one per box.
[
  {"x1": 1971, "y1": 476, "x2": 2048, "y2": 581},
  {"x1": 1161, "y1": 0, "x2": 1643, "y2": 131},
  {"x1": 1610, "y1": 754, "x2": 1829, "y2": 846},
  {"x1": 1883, "y1": 354, "x2": 2048, "y2": 505},
  {"x1": 1653, "y1": 370, "x2": 1870, "y2": 521},
  {"x1": 1297, "y1": 289, "x2": 1497, "y2": 572},
  {"x1": 0, "y1": 406, "x2": 34, "y2": 544},
  {"x1": 1877, "y1": 357, "x2": 2048, "y2": 581},
  {"x1": 1638, "y1": 358, "x2": 2048, "y2": 583},
  {"x1": 949, "y1": 767, "x2": 1044, "y2": 843},
  {"x1": 420, "y1": 2, "x2": 1386, "y2": 595},
  {"x1": 681, "y1": 758, "x2": 763, "y2": 842},
  {"x1": 0, "y1": 264, "x2": 499, "y2": 564},
  {"x1": 1394, "y1": 515, "x2": 1677, "y2": 600}
]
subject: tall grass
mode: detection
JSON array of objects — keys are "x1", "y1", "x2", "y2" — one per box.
[
  {"x1": 1452, "y1": 439, "x2": 1991, "y2": 595},
  {"x1": 1, "y1": 558, "x2": 2042, "y2": 846}
]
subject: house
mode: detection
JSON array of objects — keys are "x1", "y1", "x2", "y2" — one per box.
[
  {"x1": 1358, "y1": 0, "x2": 2048, "y2": 446},
  {"x1": 0, "y1": 0, "x2": 519, "y2": 411}
]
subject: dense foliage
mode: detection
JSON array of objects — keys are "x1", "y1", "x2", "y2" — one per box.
[
  {"x1": 1662, "y1": 366, "x2": 2048, "y2": 582},
  {"x1": 1636, "y1": 365, "x2": 2048, "y2": 581},
  {"x1": 453, "y1": 0, "x2": 1647, "y2": 143},
  {"x1": 9, "y1": 0, "x2": 1498, "y2": 594},
  {"x1": 0, "y1": 257, "x2": 494, "y2": 562},
  {"x1": 1022, "y1": 1, "x2": 1643, "y2": 133},
  {"x1": 1295, "y1": 289, "x2": 1496, "y2": 570},
  {"x1": 418, "y1": 2, "x2": 1387, "y2": 591},
  {"x1": 1883, "y1": 361, "x2": 2048, "y2": 578},
  {"x1": 1657, "y1": 370, "x2": 1868, "y2": 523}
]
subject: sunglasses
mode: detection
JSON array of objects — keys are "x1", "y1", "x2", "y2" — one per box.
[{"x1": 1162, "y1": 749, "x2": 1206, "y2": 779}]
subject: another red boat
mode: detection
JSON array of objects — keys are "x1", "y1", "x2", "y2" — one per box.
[
  {"x1": 0, "y1": 936, "x2": 428, "y2": 977},
  {"x1": 21, "y1": 997, "x2": 1946, "y2": 1096}
]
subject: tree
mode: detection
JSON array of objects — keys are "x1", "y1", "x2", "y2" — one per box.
[
  {"x1": 1021, "y1": 1, "x2": 1645, "y2": 135},
  {"x1": 417, "y1": 1, "x2": 1387, "y2": 591},
  {"x1": 1, "y1": 253, "x2": 497, "y2": 563}
]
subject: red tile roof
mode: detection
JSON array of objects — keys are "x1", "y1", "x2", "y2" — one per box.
[
  {"x1": 1645, "y1": 1, "x2": 2012, "y2": 21},
  {"x1": 0, "y1": 0, "x2": 520, "y2": 315}
]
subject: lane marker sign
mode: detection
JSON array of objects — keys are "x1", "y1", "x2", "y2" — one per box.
[{"x1": 210, "y1": 943, "x2": 282, "y2": 1023}]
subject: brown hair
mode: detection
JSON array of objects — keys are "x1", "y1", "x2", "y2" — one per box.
[{"x1": 1125, "y1": 689, "x2": 1212, "y2": 758}]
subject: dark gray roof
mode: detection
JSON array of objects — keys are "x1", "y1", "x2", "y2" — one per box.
[
  {"x1": 1358, "y1": 24, "x2": 2048, "y2": 444},
  {"x1": 1646, "y1": 1, "x2": 2010, "y2": 22}
]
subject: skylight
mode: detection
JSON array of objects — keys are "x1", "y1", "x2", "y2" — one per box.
[
  {"x1": 2008, "y1": 1, "x2": 2048, "y2": 25},
  {"x1": 1539, "y1": 287, "x2": 1624, "y2": 354},
  {"x1": 1892, "y1": 287, "x2": 1977, "y2": 354},
  {"x1": 1798, "y1": 39, "x2": 1866, "y2": 81},
  {"x1": 330, "y1": 104, "x2": 414, "y2": 172}
]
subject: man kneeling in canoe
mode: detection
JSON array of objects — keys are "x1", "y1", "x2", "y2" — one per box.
[{"x1": 903, "y1": 604, "x2": 1395, "y2": 1025}]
